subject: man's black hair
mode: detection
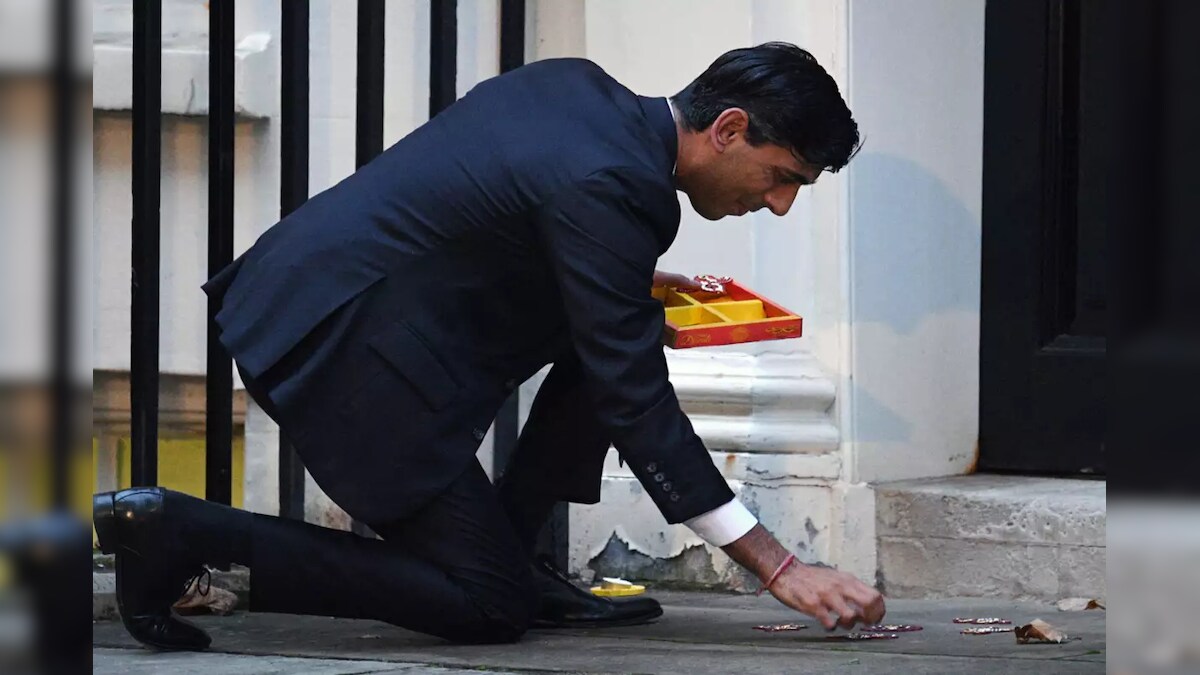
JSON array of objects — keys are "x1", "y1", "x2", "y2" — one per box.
[{"x1": 672, "y1": 42, "x2": 861, "y2": 172}]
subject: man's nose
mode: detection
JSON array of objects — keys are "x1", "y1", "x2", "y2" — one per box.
[{"x1": 764, "y1": 184, "x2": 800, "y2": 216}]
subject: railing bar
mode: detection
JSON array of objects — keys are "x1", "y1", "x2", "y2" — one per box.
[
  {"x1": 429, "y1": 0, "x2": 457, "y2": 118},
  {"x1": 499, "y1": 0, "x2": 525, "y2": 74},
  {"x1": 130, "y1": 0, "x2": 163, "y2": 487},
  {"x1": 50, "y1": 0, "x2": 74, "y2": 507},
  {"x1": 278, "y1": 0, "x2": 312, "y2": 521},
  {"x1": 205, "y1": 0, "x2": 236, "y2": 506},
  {"x1": 357, "y1": 0, "x2": 386, "y2": 166}
]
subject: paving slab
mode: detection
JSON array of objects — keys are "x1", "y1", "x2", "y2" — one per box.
[
  {"x1": 93, "y1": 591, "x2": 1106, "y2": 674},
  {"x1": 92, "y1": 648, "x2": 505, "y2": 674}
]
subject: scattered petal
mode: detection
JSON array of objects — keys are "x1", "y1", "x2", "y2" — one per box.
[
  {"x1": 861, "y1": 624, "x2": 923, "y2": 633},
  {"x1": 961, "y1": 626, "x2": 1016, "y2": 635},
  {"x1": 826, "y1": 632, "x2": 899, "y2": 641},
  {"x1": 753, "y1": 623, "x2": 808, "y2": 632}
]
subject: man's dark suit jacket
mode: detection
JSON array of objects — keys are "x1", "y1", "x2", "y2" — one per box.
[{"x1": 204, "y1": 58, "x2": 733, "y2": 525}]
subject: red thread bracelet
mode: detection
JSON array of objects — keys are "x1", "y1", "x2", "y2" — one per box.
[{"x1": 756, "y1": 553, "x2": 796, "y2": 596}]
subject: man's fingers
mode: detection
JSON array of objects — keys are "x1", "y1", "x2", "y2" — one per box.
[
  {"x1": 792, "y1": 588, "x2": 836, "y2": 630},
  {"x1": 826, "y1": 594, "x2": 861, "y2": 629},
  {"x1": 867, "y1": 596, "x2": 887, "y2": 624},
  {"x1": 811, "y1": 605, "x2": 837, "y2": 631},
  {"x1": 856, "y1": 588, "x2": 886, "y2": 624},
  {"x1": 845, "y1": 583, "x2": 886, "y2": 621}
]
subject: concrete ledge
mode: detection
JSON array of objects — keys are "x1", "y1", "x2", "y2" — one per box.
[
  {"x1": 876, "y1": 475, "x2": 1106, "y2": 601},
  {"x1": 669, "y1": 351, "x2": 840, "y2": 454},
  {"x1": 93, "y1": 34, "x2": 274, "y2": 119}
]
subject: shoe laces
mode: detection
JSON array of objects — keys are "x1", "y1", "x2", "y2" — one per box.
[{"x1": 181, "y1": 567, "x2": 211, "y2": 598}]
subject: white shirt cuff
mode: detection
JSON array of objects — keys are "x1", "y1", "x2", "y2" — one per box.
[{"x1": 684, "y1": 498, "x2": 759, "y2": 547}]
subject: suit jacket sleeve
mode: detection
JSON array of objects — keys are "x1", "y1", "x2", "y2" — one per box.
[{"x1": 535, "y1": 168, "x2": 734, "y2": 524}]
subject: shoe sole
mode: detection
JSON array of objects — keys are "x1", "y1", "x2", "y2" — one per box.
[
  {"x1": 531, "y1": 607, "x2": 664, "y2": 630},
  {"x1": 132, "y1": 634, "x2": 213, "y2": 652},
  {"x1": 93, "y1": 491, "x2": 117, "y2": 554}
]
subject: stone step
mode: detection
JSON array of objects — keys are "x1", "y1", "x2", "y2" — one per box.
[{"x1": 875, "y1": 475, "x2": 1106, "y2": 602}]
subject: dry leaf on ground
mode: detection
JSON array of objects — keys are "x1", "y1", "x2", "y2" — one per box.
[
  {"x1": 173, "y1": 577, "x2": 238, "y2": 616},
  {"x1": 1015, "y1": 618, "x2": 1075, "y2": 644}
]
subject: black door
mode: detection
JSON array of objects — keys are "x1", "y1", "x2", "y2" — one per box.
[{"x1": 979, "y1": 0, "x2": 1108, "y2": 475}]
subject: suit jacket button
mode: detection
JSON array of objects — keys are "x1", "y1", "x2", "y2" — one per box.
[
  {"x1": 472, "y1": 428, "x2": 486, "y2": 441},
  {"x1": 662, "y1": 482, "x2": 673, "y2": 491},
  {"x1": 645, "y1": 462, "x2": 658, "y2": 473},
  {"x1": 653, "y1": 473, "x2": 665, "y2": 483},
  {"x1": 669, "y1": 493, "x2": 681, "y2": 502}
]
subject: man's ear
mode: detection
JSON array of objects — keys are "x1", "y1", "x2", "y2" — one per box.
[{"x1": 708, "y1": 108, "x2": 749, "y2": 153}]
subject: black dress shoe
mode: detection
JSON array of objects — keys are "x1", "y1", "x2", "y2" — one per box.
[
  {"x1": 531, "y1": 557, "x2": 663, "y2": 628},
  {"x1": 93, "y1": 488, "x2": 214, "y2": 651}
]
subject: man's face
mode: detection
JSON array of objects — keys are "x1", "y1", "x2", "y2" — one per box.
[{"x1": 681, "y1": 109, "x2": 823, "y2": 221}]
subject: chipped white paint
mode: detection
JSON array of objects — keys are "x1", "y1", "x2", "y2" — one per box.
[{"x1": 571, "y1": 476, "x2": 834, "y2": 587}]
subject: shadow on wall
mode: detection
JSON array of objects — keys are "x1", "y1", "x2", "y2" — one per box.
[
  {"x1": 850, "y1": 152, "x2": 980, "y2": 333},
  {"x1": 846, "y1": 152, "x2": 982, "y2": 444}
]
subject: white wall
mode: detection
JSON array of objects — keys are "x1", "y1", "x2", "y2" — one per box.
[{"x1": 845, "y1": 0, "x2": 985, "y2": 483}]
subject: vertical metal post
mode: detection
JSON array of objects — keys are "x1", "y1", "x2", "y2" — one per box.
[
  {"x1": 131, "y1": 0, "x2": 162, "y2": 487},
  {"x1": 499, "y1": 0, "x2": 526, "y2": 74},
  {"x1": 50, "y1": 0, "x2": 74, "y2": 507},
  {"x1": 357, "y1": 0, "x2": 385, "y2": 167},
  {"x1": 206, "y1": 0, "x2": 236, "y2": 506},
  {"x1": 429, "y1": 0, "x2": 457, "y2": 118},
  {"x1": 279, "y1": 0, "x2": 311, "y2": 521}
]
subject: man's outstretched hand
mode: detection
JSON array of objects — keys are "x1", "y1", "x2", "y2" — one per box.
[
  {"x1": 768, "y1": 560, "x2": 886, "y2": 630},
  {"x1": 722, "y1": 524, "x2": 886, "y2": 630}
]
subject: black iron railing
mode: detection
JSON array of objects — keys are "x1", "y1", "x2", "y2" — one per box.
[
  {"x1": 205, "y1": 0, "x2": 236, "y2": 508},
  {"x1": 130, "y1": 0, "x2": 161, "y2": 488},
  {"x1": 278, "y1": 0, "x2": 311, "y2": 521}
]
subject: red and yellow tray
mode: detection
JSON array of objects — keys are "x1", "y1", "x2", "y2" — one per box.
[{"x1": 654, "y1": 280, "x2": 803, "y2": 349}]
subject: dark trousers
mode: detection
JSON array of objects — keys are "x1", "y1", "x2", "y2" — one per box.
[
  {"x1": 217, "y1": 280, "x2": 608, "y2": 644},
  {"x1": 236, "y1": 365, "x2": 537, "y2": 644}
]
